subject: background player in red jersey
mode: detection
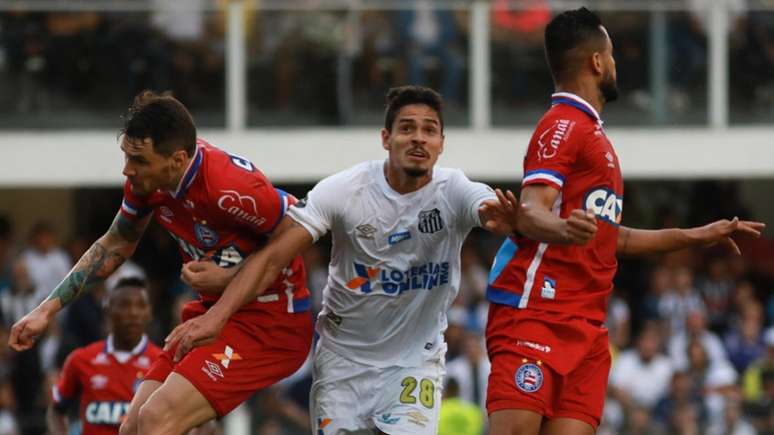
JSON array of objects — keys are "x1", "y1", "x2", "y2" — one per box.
[
  {"x1": 9, "y1": 91, "x2": 313, "y2": 435},
  {"x1": 485, "y1": 8, "x2": 766, "y2": 435},
  {"x1": 47, "y1": 277, "x2": 161, "y2": 435}
]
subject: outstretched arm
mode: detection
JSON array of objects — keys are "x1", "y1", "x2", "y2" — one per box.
[
  {"x1": 617, "y1": 218, "x2": 765, "y2": 256},
  {"x1": 165, "y1": 216, "x2": 314, "y2": 360},
  {"x1": 9, "y1": 211, "x2": 149, "y2": 351}
]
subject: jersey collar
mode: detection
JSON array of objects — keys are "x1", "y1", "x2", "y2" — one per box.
[
  {"x1": 551, "y1": 92, "x2": 603, "y2": 125},
  {"x1": 105, "y1": 334, "x2": 148, "y2": 357},
  {"x1": 172, "y1": 145, "x2": 203, "y2": 199}
]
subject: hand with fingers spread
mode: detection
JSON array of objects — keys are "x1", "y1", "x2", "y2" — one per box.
[
  {"x1": 181, "y1": 260, "x2": 238, "y2": 292},
  {"x1": 479, "y1": 193, "x2": 519, "y2": 235},
  {"x1": 690, "y1": 217, "x2": 766, "y2": 255},
  {"x1": 564, "y1": 208, "x2": 598, "y2": 245},
  {"x1": 164, "y1": 310, "x2": 226, "y2": 362}
]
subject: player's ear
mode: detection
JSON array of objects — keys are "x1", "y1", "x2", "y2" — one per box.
[
  {"x1": 381, "y1": 128, "x2": 391, "y2": 151},
  {"x1": 439, "y1": 132, "x2": 445, "y2": 155},
  {"x1": 171, "y1": 149, "x2": 188, "y2": 169},
  {"x1": 591, "y1": 52, "x2": 604, "y2": 77}
]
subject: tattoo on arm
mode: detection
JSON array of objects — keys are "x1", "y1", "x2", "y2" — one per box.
[
  {"x1": 46, "y1": 242, "x2": 127, "y2": 307},
  {"x1": 108, "y1": 213, "x2": 145, "y2": 243}
]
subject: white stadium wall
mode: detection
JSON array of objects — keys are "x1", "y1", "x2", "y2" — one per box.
[{"x1": 0, "y1": 128, "x2": 772, "y2": 187}]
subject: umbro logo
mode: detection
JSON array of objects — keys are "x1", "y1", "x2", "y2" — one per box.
[
  {"x1": 212, "y1": 345, "x2": 242, "y2": 369},
  {"x1": 356, "y1": 224, "x2": 377, "y2": 239}
]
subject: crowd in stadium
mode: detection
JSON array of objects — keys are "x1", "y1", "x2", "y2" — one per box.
[
  {"x1": 1, "y1": 2, "x2": 774, "y2": 435},
  {"x1": 1, "y1": 3, "x2": 774, "y2": 126},
  {"x1": 0, "y1": 179, "x2": 772, "y2": 435}
]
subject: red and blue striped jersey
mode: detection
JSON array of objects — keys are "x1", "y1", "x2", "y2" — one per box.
[
  {"x1": 487, "y1": 93, "x2": 623, "y2": 322},
  {"x1": 52, "y1": 336, "x2": 162, "y2": 435},
  {"x1": 120, "y1": 138, "x2": 310, "y2": 313}
]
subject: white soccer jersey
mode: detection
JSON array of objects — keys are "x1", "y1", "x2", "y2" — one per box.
[{"x1": 288, "y1": 160, "x2": 495, "y2": 368}]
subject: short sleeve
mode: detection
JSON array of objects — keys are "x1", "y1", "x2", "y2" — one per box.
[
  {"x1": 120, "y1": 180, "x2": 153, "y2": 221},
  {"x1": 446, "y1": 169, "x2": 497, "y2": 230},
  {"x1": 286, "y1": 175, "x2": 340, "y2": 242},
  {"x1": 52, "y1": 353, "x2": 80, "y2": 410},
  {"x1": 522, "y1": 118, "x2": 582, "y2": 191},
  {"x1": 214, "y1": 166, "x2": 283, "y2": 235}
]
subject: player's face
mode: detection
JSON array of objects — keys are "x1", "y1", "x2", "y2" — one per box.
[
  {"x1": 120, "y1": 136, "x2": 183, "y2": 195},
  {"x1": 382, "y1": 104, "x2": 444, "y2": 178},
  {"x1": 598, "y1": 26, "x2": 619, "y2": 103},
  {"x1": 108, "y1": 287, "x2": 151, "y2": 344}
]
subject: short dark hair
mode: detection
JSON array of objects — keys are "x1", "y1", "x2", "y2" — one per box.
[
  {"x1": 120, "y1": 90, "x2": 197, "y2": 157},
  {"x1": 384, "y1": 85, "x2": 444, "y2": 132},
  {"x1": 544, "y1": 7, "x2": 607, "y2": 83}
]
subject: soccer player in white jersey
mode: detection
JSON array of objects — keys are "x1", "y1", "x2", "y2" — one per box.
[{"x1": 164, "y1": 85, "x2": 515, "y2": 434}]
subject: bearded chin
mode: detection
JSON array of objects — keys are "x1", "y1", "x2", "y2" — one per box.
[
  {"x1": 404, "y1": 167, "x2": 428, "y2": 178},
  {"x1": 600, "y1": 76, "x2": 619, "y2": 103}
]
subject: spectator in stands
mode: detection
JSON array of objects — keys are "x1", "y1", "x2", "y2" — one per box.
[
  {"x1": 489, "y1": 0, "x2": 551, "y2": 102},
  {"x1": 446, "y1": 331, "x2": 489, "y2": 410},
  {"x1": 0, "y1": 261, "x2": 44, "y2": 433},
  {"x1": 698, "y1": 256, "x2": 734, "y2": 332},
  {"x1": 685, "y1": 339, "x2": 738, "y2": 428},
  {"x1": 724, "y1": 301, "x2": 766, "y2": 374},
  {"x1": 659, "y1": 266, "x2": 705, "y2": 336},
  {"x1": 668, "y1": 308, "x2": 727, "y2": 371},
  {"x1": 653, "y1": 371, "x2": 706, "y2": 430},
  {"x1": 642, "y1": 265, "x2": 673, "y2": 321},
  {"x1": 707, "y1": 398, "x2": 757, "y2": 435},
  {"x1": 20, "y1": 221, "x2": 70, "y2": 301},
  {"x1": 609, "y1": 324, "x2": 674, "y2": 412},
  {"x1": 742, "y1": 326, "x2": 774, "y2": 404},
  {"x1": 396, "y1": 2, "x2": 464, "y2": 105},
  {"x1": 607, "y1": 289, "x2": 631, "y2": 353}
]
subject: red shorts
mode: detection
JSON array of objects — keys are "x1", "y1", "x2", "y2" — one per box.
[
  {"x1": 485, "y1": 303, "x2": 610, "y2": 429},
  {"x1": 146, "y1": 300, "x2": 313, "y2": 417}
]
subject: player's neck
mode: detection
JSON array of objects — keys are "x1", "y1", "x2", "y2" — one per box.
[
  {"x1": 167, "y1": 155, "x2": 195, "y2": 192},
  {"x1": 112, "y1": 334, "x2": 142, "y2": 352},
  {"x1": 555, "y1": 81, "x2": 604, "y2": 115},
  {"x1": 384, "y1": 162, "x2": 432, "y2": 195}
]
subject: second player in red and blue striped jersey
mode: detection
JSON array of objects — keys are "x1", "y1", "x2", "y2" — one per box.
[{"x1": 120, "y1": 138, "x2": 310, "y2": 313}]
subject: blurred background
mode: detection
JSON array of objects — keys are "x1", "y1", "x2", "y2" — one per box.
[{"x1": 0, "y1": 0, "x2": 773, "y2": 434}]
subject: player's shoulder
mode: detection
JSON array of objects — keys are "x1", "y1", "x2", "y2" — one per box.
[
  {"x1": 199, "y1": 138, "x2": 271, "y2": 189},
  {"x1": 316, "y1": 160, "x2": 378, "y2": 192},
  {"x1": 68, "y1": 340, "x2": 107, "y2": 363}
]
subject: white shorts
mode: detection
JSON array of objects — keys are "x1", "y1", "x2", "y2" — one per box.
[{"x1": 311, "y1": 344, "x2": 445, "y2": 434}]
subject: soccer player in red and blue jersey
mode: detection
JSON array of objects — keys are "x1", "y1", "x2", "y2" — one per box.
[
  {"x1": 485, "y1": 8, "x2": 765, "y2": 435},
  {"x1": 48, "y1": 277, "x2": 161, "y2": 435},
  {"x1": 11, "y1": 91, "x2": 313, "y2": 435}
]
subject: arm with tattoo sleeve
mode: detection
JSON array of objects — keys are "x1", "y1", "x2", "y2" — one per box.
[{"x1": 8, "y1": 211, "x2": 150, "y2": 351}]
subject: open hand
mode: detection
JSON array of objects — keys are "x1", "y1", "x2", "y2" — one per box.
[
  {"x1": 695, "y1": 217, "x2": 765, "y2": 255},
  {"x1": 480, "y1": 189, "x2": 519, "y2": 234}
]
